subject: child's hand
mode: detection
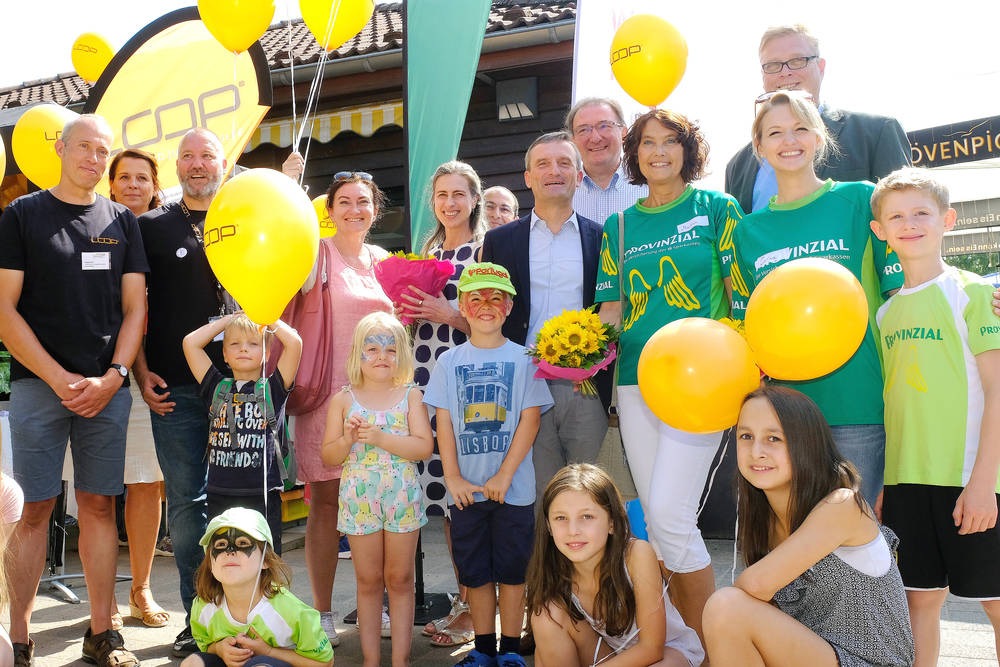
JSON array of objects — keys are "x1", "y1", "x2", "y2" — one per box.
[
  {"x1": 235, "y1": 630, "x2": 272, "y2": 658},
  {"x1": 214, "y1": 636, "x2": 253, "y2": 667},
  {"x1": 445, "y1": 475, "x2": 483, "y2": 510},
  {"x1": 954, "y1": 481, "x2": 999, "y2": 535},
  {"x1": 355, "y1": 421, "x2": 384, "y2": 447},
  {"x1": 344, "y1": 415, "x2": 364, "y2": 443},
  {"x1": 482, "y1": 471, "x2": 513, "y2": 504}
]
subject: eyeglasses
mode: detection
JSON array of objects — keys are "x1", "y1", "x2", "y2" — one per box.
[
  {"x1": 572, "y1": 120, "x2": 624, "y2": 138},
  {"x1": 333, "y1": 171, "x2": 373, "y2": 182},
  {"x1": 760, "y1": 56, "x2": 819, "y2": 74}
]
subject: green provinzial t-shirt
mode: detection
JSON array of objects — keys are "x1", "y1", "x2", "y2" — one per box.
[
  {"x1": 877, "y1": 267, "x2": 1000, "y2": 491},
  {"x1": 192, "y1": 587, "x2": 334, "y2": 661},
  {"x1": 731, "y1": 180, "x2": 903, "y2": 426},
  {"x1": 595, "y1": 186, "x2": 741, "y2": 386}
]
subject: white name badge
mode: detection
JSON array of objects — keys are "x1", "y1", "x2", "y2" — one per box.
[{"x1": 81, "y1": 252, "x2": 111, "y2": 271}]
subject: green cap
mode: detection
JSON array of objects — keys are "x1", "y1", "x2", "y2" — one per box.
[
  {"x1": 458, "y1": 262, "x2": 517, "y2": 295},
  {"x1": 199, "y1": 507, "x2": 273, "y2": 551}
]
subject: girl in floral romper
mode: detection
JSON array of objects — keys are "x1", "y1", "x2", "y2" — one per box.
[{"x1": 321, "y1": 312, "x2": 433, "y2": 667}]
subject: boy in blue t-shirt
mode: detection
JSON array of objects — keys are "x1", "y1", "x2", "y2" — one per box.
[
  {"x1": 870, "y1": 168, "x2": 1000, "y2": 665},
  {"x1": 424, "y1": 263, "x2": 552, "y2": 667},
  {"x1": 183, "y1": 313, "x2": 302, "y2": 551}
]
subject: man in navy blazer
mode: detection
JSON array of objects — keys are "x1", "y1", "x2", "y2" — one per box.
[
  {"x1": 725, "y1": 24, "x2": 910, "y2": 213},
  {"x1": 481, "y1": 131, "x2": 609, "y2": 500}
]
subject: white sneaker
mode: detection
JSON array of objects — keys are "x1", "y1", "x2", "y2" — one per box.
[
  {"x1": 319, "y1": 611, "x2": 341, "y2": 647},
  {"x1": 356, "y1": 607, "x2": 392, "y2": 638}
]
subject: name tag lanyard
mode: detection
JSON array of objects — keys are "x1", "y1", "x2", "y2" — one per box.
[{"x1": 180, "y1": 199, "x2": 236, "y2": 316}]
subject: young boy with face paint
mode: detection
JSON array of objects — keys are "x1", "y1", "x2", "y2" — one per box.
[
  {"x1": 184, "y1": 507, "x2": 334, "y2": 667},
  {"x1": 183, "y1": 314, "x2": 303, "y2": 551},
  {"x1": 422, "y1": 263, "x2": 553, "y2": 667}
]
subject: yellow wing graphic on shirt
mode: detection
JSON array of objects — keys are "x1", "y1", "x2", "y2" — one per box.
[
  {"x1": 730, "y1": 257, "x2": 750, "y2": 298},
  {"x1": 884, "y1": 342, "x2": 927, "y2": 393},
  {"x1": 600, "y1": 234, "x2": 618, "y2": 276},
  {"x1": 658, "y1": 256, "x2": 700, "y2": 310},
  {"x1": 623, "y1": 269, "x2": 652, "y2": 331},
  {"x1": 718, "y1": 201, "x2": 739, "y2": 254}
]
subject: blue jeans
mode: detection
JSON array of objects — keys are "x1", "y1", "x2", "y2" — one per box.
[
  {"x1": 149, "y1": 384, "x2": 209, "y2": 621},
  {"x1": 830, "y1": 424, "x2": 885, "y2": 509}
]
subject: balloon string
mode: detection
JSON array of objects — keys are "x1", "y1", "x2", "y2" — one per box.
[
  {"x1": 295, "y1": 0, "x2": 342, "y2": 166},
  {"x1": 231, "y1": 54, "x2": 238, "y2": 154},
  {"x1": 285, "y1": 0, "x2": 299, "y2": 183}
]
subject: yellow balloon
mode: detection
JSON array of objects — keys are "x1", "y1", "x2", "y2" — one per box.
[
  {"x1": 610, "y1": 14, "x2": 688, "y2": 107},
  {"x1": 71, "y1": 33, "x2": 115, "y2": 83},
  {"x1": 745, "y1": 258, "x2": 869, "y2": 381},
  {"x1": 300, "y1": 0, "x2": 375, "y2": 51},
  {"x1": 11, "y1": 104, "x2": 79, "y2": 189},
  {"x1": 312, "y1": 194, "x2": 337, "y2": 238},
  {"x1": 198, "y1": 0, "x2": 276, "y2": 53},
  {"x1": 205, "y1": 169, "x2": 319, "y2": 324},
  {"x1": 637, "y1": 318, "x2": 760, "y2": 433}
]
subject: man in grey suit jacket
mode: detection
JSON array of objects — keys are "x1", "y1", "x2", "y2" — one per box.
[
  {"x1": 481, "y1": 131, "x2": 609, "y2": 501},
  {"x1": 725, "y1": 24, "x2": 910, "y2": 213}
]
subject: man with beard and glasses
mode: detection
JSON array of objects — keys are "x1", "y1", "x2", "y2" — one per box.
[{"x1": 131, "y1": 127, "x2": 235, "y2": 657}]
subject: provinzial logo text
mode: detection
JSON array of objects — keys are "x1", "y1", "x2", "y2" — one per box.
[
  {"x1": 755, "y1": 239, "x2": 849, "y2": 271},
  {"x1": 625, "y1": 231, "x2": 699, "y2": 258},
  {"x1": 883, "y1": 326, "x2": 943, "y2": 349}
]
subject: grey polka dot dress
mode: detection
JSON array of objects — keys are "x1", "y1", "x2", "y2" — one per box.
[
  {"x1": 772, "y1": 526, "x2": 914, "y2": 666},
  {"x1": 413, "y1": 240, "x2": 481, "y2": 517}
]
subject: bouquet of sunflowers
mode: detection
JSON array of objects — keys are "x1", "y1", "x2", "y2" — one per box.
[
  {"x1": 374, "y1": 251, "x2": 455, "y2": 325},
  {"x1": 528, "y1": 307, "x2": 619, "y2": 396}
]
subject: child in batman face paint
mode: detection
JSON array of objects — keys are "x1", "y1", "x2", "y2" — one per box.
[
  {"x1": 321, "y1": 312, "x2": 433, "y2": 666},
  {"x1": 184, "y1": 507, "x2": 334, "y2": 667}
]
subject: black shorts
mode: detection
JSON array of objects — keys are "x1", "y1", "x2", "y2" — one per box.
[
  {"x1": 449, "y1": 500, "x2": 534, "y2": 588},
  {"x1": 882, "y1": 484, "x2": 1000, "y2": 599}
]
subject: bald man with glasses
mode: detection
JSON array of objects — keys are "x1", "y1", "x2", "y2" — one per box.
[{"x1": 725, "y1": 24, "x2": 910, "y2": 213}]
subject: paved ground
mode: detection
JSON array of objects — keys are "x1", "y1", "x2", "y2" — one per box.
[{"x1": 10, "y1": 517, "x2": 998, "y2": 666}]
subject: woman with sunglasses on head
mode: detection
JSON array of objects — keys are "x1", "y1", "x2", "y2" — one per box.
[
  {"x1": 594, "y1": 108, "x2": 742, "y2": 651},
  {"x1": 730, "y1": 90, "x2": 903, "y2": 512},
  {"x1": 397, "y1": 160, "x2": 487, "y2": 649},
  {"x1": 106, "y1": 149, "x2": 171, "y2": 630},
  {"x1": 289, "y1": 169, "x2": 393, "y2": 647}
]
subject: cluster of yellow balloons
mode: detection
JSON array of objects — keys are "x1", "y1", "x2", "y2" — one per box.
[
  {"x1": 205, "y1": 169, "x2": 320, "y2": 325},
  {"x1": 610, "y1": 14, "x2": 688, "y2": 108},
  {"x1": 196, "y1": 0, "x2": 374, "y2": 54},
  {"x1": 636, "y1": 258, "x2": 868, "y2": 433}
]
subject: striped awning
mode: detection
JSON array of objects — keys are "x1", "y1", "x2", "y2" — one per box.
[{"x1": 244, "y1": 100, "x2": 403, "y2": 151}]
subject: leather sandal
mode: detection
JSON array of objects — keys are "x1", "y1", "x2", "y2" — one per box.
[
  {"x1": 421, "y1": 593, "x2": 470, "y2": 636},
  {"x1": 81, "y1": 628, "x2": 139, "y2": 667},
  {"x1": 429, "y1": 626, "x2": 475, "y2": 648},
  {"x1": 129, "y1": 585, "x2": 170, "y2": 628}
]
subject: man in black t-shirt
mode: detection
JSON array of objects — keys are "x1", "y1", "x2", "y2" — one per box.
[
  {"x1": 130, "y1": 127, "x2": 231, "y2": 657},
  {"x1": 0, "y1": 114, "x2": 147, "y2": 667}
]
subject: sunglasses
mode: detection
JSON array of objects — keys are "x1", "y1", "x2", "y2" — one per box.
[{"x1": 333, "y1": 171, "x2": 373, "y2": 182}]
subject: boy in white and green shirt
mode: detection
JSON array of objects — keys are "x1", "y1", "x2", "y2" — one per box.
[{"x1": 871, "y1": 168, "x2": 1000, "y2": 665}]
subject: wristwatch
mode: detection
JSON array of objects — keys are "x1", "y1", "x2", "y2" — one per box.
[{"x1": 110, "y1": 363, "x2": 128, "y2": 378}]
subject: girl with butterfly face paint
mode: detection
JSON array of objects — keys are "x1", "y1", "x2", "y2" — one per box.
[{"x1": 321, "y1": 312, "x2": 434, "y2": 667}]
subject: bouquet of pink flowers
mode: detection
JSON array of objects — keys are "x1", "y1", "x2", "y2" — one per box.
[
  {"x1": 528, "y1": 307, "x2": 619, "y2": 396},
  {"x1": 374, "y1": 252, "x2": 455, "y2": 325}
]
